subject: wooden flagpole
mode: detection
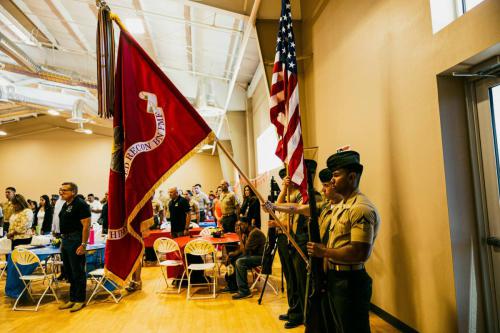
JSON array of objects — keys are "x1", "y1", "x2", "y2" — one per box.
[{"x1": 216, "y1": 140, "x2": 308, "y2": 265}]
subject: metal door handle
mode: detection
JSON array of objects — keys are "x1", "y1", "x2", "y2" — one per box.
[{"x1": 486, "y1": 237, "x2": 500, "y2": 247}]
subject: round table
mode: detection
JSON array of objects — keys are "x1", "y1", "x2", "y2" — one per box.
[
  {"x1": 163, "y1": 233, "x2": 240, "y2": 278},
  {"x1": 4, "y1": 243, "x2": 105, "y2": 298}
]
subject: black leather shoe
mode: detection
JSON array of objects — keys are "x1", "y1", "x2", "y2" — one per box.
[
  {"x1": 219, "y1": 286, "x2": 238, "y2": 294},
  {"x1": 279, "y1": 314, "x2": 289, "y2": 321},
  {"x1": 284, "y1": 321, "x2": 302, "y2": 329}
]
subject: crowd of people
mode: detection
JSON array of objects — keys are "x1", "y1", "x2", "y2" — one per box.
[
  {"x1": 0, "y1": 187, "x2": 108, "y2": 248},
  {"x1": 149, "y1": 182, "x2": 261, "y2": 232},
  {"x1": 0, "y1": 150, "x2": 379, "y2": 332}
]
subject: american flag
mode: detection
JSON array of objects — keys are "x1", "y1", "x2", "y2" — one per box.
[{"x1": 269, "y1": 0, "x2": 308, "y2": 202}]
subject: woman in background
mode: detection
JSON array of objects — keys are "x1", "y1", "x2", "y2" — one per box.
[
  {"x1": 33, "y1": 195, "x2": 54, "y2": 235},
  {"x1": 240, "y1": 185, "x2": 261, "y2": 228},
  {"x1": 7, "y1": 194, "x2": 34, "y2": 249},
  {"x1": 27, "y1": 199, "x2": 38, "y2": 213},
  {"x1": 213, "y1": 186, "x2": 223, "y2": 227}
]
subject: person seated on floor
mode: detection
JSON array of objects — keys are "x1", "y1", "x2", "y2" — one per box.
[{"x1": 221, "y1": 216, "x2": 266, "y2": 298}]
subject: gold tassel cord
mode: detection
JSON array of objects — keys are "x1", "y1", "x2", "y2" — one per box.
[{"x1": 96, "y1": 3, "x2": 115, "y2": 118}]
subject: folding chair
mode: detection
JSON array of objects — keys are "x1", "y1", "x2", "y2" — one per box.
[
  {"x1": 0, "y1": 259, "x2": 7, "y2": 279},
  {"x1": 184, "y1": 239, "x2": 217, "y2": 300},
  {"x1": 11, "y1": 248, "x2": 59, "y2": 311},
  {"x1": 86, "y1": 268, "x2": 122, "y2": 305},
  {"x1": 153, "y1": 237, "x2": 186, "y2": 294},
  {"x1": 250, "y1": 266, "x2": 278, "y2": 295},
  {"x1": 200, "y1": 227, "x2": 223, "y2": 275}
]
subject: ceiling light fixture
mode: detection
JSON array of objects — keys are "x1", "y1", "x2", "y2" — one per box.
[
  {"x1": 74, "y1": 123, "x2": 92, "y2": 135},
  {"x1": 124, "y1": 18, "x2": 145, "y2": 34},
  {"x1": 47, "y1": 109, "x2": 60, "y2": 116}
]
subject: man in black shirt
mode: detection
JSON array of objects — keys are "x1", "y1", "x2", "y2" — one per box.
[
  {"x1": 168, "y1": 187, "x2": 191, "y2": 238},
  {"x1": 57, "y1": 182, "x2": 91, "y2": 313}
]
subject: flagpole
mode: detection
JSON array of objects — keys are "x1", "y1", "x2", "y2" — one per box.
[{"x1": 215, "y1": 140, "x2": 309, "y2": 265}]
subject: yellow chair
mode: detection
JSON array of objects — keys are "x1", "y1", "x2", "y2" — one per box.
[
  {"x1": 184, "y1": 239, "x2": 217, "y2": 300},
  {"x1": 199, "y1": 227, "x2": 224, "y2": 275},
  {"x1": 153, "y1": 237, "x2": 186, "y2": 294},
  {"x1": 11, "y1": 248, "x2": 59, "y2": 311},
  {"x1": 0, "y1": 258, "x2": 7, "y2": 279}
]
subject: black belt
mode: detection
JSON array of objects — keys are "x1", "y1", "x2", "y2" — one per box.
[
  {"x1": 222, "y1": 213, "x2": 236, "y2": 217},
  {"x1": 329, "y1": 263, "x2": 364, "y2": 271},
  {"x1": 61, "y1": 231, "x2": 81, "y2": 239}
]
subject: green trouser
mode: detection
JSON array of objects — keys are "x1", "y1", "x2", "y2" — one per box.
[
  {"x1": 327, "y1": 269, "x2": 372, "y2": 333},
  {"x1": 290, "y1": 242, "x2": 308, "y2": 323},
  {"x1": 277, "y1": 234, "x2": 303, "y2": 323}
]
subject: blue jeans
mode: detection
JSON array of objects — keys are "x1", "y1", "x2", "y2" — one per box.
[{"x1": 235, "y1": 255, "x2": 262, "y2": 295}]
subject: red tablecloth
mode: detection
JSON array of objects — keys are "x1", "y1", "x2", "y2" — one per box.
[
  {"x1": 143, "y1": 228, "x2": 202, "y2": 248},
  {"x1": 164, "y1": 233, "x2": 240, "y2": 278}
]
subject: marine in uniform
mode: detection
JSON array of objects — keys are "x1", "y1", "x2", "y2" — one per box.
[
  {"x1": 267, "y1": 165, "x2": 311, "y2": 329},
  {"x1": 268, "y1": 167, "x2": 343, "y2": 331},
  {"x1": 307, "y1": 151, "x2": 381, "y2": 333},
  {"x1": 219, "y1": 180, "x2": 239, "y2": 233}
]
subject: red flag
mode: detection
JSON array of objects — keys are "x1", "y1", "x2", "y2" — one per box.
[
  {"x1": 105, "y1": 30, "x2": 214, "y2": 284},
  {"x1": 269, "y1": 0, "x2": 308, "y2": 202}
]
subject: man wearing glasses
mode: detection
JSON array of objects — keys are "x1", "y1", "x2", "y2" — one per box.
[{"x1": 57, "y1": 182, "x2": 91, "y2": 312}]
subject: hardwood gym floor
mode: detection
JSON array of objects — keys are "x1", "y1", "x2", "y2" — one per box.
[{"x1": 0, "y1": 266, "x2": 399, "y2": 333}]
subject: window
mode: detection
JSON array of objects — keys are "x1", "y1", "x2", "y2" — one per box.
[
  {"x1": 430, "y1": 0, "x2": 486, "y2": 33},
  {"x1": 490, "y1": 84, "x2": 500, "y2": 192},
  {"x1": 256, "y1": 126, "x2": 283, "y2": 174}
]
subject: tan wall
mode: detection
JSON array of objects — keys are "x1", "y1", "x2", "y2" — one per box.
[
  {"x1": 298, "y1": 0, "x2": 500, "y2": 332},
  {"x1": 0, "y1": 129, "x2": 223, "y2": 200}
]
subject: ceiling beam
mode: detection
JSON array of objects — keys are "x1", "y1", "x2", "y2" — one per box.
[
  {"x1": 223, "y1": 19, "x2": 243, "y2": 79},
  {"x1": 159, "y1": 65, "x2": 229, "y2": 82},
  {"x1": 1, "y1": 0, "x2": 56, "y2": 47},
  {"x1": 223, "y1": 0, "x2": 261, "y2": 111},
  {"x1": 184, "y1": 5, "x2": 195, "y2": 73},
  {"x1": 133, "y1": 0, "x2": 160, "y2": 63},
  {"x1": 45, "y1": 0, "x2": 92, "y2": 52},
  {"x1": 174, "y1": 0, "x2": 249, "y2": 21}
]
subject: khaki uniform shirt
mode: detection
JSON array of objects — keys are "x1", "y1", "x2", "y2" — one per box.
[
  {"x1": 282, "y1": 189, "x2": 308, "y2": 247},
  {"x1": 2, "y1": 201, "x2": 14, "y2": 222},
  {"x1": 327, "y1": 190, "x2": 380, "y2": 267},
  {"x1": 189, "y1": 199, "x2": 199, "y2": 221},
  {"x1": 193, "y1": 192, "x2": 209, "y2": 211},
  {"x1": 318, "y1": 201, "x2": 334, "y2": 244},
  {"x1": 159, "y1": 195, "x2": 170, "y2": 217},
  {"x1": 220, "y1": 192, "x2": 238, "y2": 215}
]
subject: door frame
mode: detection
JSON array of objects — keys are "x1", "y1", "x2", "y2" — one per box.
[{"x1": 465, "y1": 77, "x2": 500, "y2": 333}]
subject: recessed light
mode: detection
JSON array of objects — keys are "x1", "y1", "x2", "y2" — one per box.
[
  {"x1": 124, "y1": 18, "x2": 145, "y2": 34},
  {"x1": 47, "y1": 109, "x2": 60, "y2": 116},
  {"x1": 0, "y1": 130, "x2": 7, "y2": 136}
]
